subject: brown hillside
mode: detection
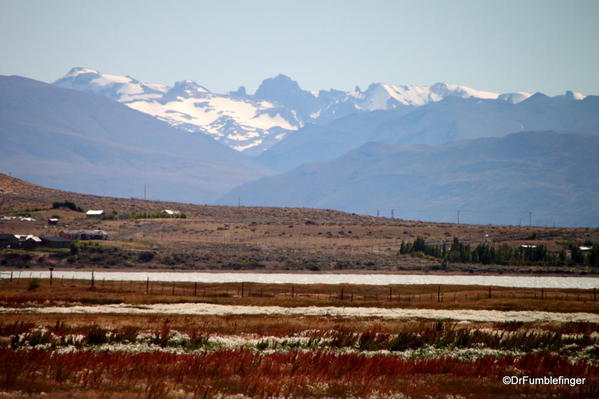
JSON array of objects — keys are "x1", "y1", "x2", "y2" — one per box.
[{"x1": 1, "y1": 173, "x2": 597, "y2": 273}]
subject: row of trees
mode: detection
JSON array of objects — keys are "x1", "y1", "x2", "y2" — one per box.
[{"x1": 399, "y1": 237, "x2": 599, "y2": 267}]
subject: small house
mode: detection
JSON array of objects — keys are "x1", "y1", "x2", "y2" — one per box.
[
  {"x1": 163, "y1": 209, "x2": 180, "y2": 216},
  {"x1": 0, "y1": 234, "x2": 19, "y2": 248},
  {"x1": 48, "y1": 218, "x2": 59, "y2": 225},
  {"x1": 86, "y1": 210, "x2": 104, "y2": 218},
  {"x1": 14, "y1": 234, "x2": 42, "y2": 249},
  {"x1": 41, "y1": 236, "x2": 72, "y2": 248}
]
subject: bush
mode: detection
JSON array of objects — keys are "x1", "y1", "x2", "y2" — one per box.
[
  {"x1": 137, "y1": 251, "x2": 155, "y2": 262},
  {"x1": 28, "y1": 279, "x2": 40, "y2": 291},
  {"x1": 52, "y1": 201, "x2": 83, "y2": 212},
  {"x1": 70, "y1": 241, "x2": 80, "y2": 255},
  {"x1": 85, "y1": 325, "x2": 108, "y2": 345}
]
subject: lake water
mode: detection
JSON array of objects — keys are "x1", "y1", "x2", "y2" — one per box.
[{"x1": 2, "y1": 271, "x2": 598, "y2": 289}]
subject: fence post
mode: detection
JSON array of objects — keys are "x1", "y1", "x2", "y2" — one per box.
[
  {"x1": 194, "y1": 282, "x2": 197, "y2": 296},
  {"x1": 291, "y1": 285, "x2": 295, "y2": 298},
  {"x1": 594, "y1": 288, "x2": 596, "y2": 302},
  {"x1": 388, "y1": 286, "x2": 392, "y2": 302},
  {"x1": 91, "y1": 271, "x2": 95, "y2": 289},
  {"x1": 437, "y1": 286, "x2": 441, "y2": 303},
  {"x1": 171, "y1": 282, "x2": 175, "y2": 295},
  {"x1": 541, "y1": 288, "x2": 544, "y2": 301},
  {"x1": 146, "y1": 277, "x2": 149, "y2": 294},
  {"x1": 488, "y1": 287, "x2": 492, "y2": 299}
]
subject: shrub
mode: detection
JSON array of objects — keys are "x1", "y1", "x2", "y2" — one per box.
[
  {"x1": 27, "y1": 279, "x2": 40, "y2": 291},
  {"x1": 137, "y1": 251, "x2": 155, "y2": 263},
  {"x1": 85, "y1": 325, "x2": 108, "y2": 345},
  {"x1": 52, "y1": 201, "x2": 83, "y2": 212},
  {"x1": 70, "y1": 241, "x2": 80, "y2": 255}
]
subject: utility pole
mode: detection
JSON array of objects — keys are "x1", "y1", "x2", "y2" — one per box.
[
  {"x1": 529, "y1": 211, "x2": 532, "y2": 227},
  {"x1": 457, "y1": 210, "x2": 460, "y2": 224},
  {"x1": 376, "y1": 210, "x2": 379, "y2": 217},
  {"x1": 238, "y1": 196, "x2": 241, "y2": 207},
  {"x1": 391, "y1": 209, "x2": 394, "y2": 219},
  {"x1": 144, "y1": 184, "x2": 146, "y2": 200}
]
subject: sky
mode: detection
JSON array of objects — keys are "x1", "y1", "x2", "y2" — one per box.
[{"x1": 1, "y1": 0, "x2": 598, "y2": 95}]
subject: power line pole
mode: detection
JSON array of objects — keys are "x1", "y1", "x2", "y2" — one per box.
[
  {"x1": 238, "y1": 196, "x2": 241, "y2": 207},
  {"x1": 391, "y1": 209, "x2": 394, "y2": 219},
  {"x1": 457, "y1": 210, "x2": 460, "y2": 224},
  {"x1": 376, "y1": 210, "x2": 379, "y2": 217},
  {"x1": 529, "y1": 211, "x2": 532, "y2": 227},
  {"x1": 144, "y1": 184, "x2": 146, "y2": 200}
]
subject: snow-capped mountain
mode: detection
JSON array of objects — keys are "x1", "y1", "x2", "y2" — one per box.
[
  {"x1": 54, "y1": 67, "x2": 585, "y2": 155},
  {"x1": 54, "y1": 67, "x2": 169, "y2": 102},
  {"x1": 55, "y1": 68, "x2": 301, "y2": 154},
  {"x1": 127, "y1": 79, "x2": 301, "y2": 153}
]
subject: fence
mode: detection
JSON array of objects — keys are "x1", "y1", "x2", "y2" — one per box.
[{"x1": 0, "y1": 272, "x2": 597, "y2": 305}]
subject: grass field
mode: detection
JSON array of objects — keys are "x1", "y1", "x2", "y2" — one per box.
[{"x1": 1, "y1": 278, "x2": 599, "y2": 398}]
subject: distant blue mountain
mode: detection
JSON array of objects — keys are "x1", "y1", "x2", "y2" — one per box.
[
  {"x1": 220, "y1": 131, "x2": 599, "y2": 227},
  {"x1": 257, "y1": 94, "x2": 599, "y2": 171},
  {"x1": 0, "y1": 75, "x2": 270, "y2": 203}
]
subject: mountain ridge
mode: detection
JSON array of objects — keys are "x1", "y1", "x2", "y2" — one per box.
[
  {"x1": 53, "y1": 67, "x2": 586, "y2": 155},
  {"x1": 220, "y1": 131, "x2": 599, "y2": 227},
  {"x1": 0, "y1": 75, "x2": 270, "y2": 203}
]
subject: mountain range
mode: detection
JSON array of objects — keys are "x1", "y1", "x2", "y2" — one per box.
[
  {"x1": 258, "y1": 92, "x2": 599, "y2": 171},
  {"x1": 221, "y1": 131, "x2": 599, "y2": 227},
  {"x1": 54, "y1": 67, "x2": 548, "y2": 155},
  {"x1": 2, "y1": 68, "x2": 598, "y2": 226},
  {"x1": 0, "y1": 75, "x2": 269, "y2": 203}
]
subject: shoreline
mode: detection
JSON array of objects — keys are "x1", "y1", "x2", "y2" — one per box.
[{"x1": 2, "y1": 266, "x2": 599, "y2": 278}]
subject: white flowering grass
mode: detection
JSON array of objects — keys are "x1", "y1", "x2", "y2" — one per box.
[{"x1": 2, "y1": 303, "x2": 598, "y2": 323}]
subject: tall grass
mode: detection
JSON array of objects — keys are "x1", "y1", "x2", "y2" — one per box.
[{"x1": 0, "y1": 349, "x2": 597, "y2": 398}]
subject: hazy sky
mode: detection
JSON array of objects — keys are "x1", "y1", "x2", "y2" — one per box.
[{"x1": 1, "y1": 0, "x2": 598, "y2": 95}]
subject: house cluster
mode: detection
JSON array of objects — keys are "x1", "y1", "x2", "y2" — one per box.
[
  {"x1": 59, "y1": 230, "x2": 108, "y2": 240},
  {"x1": 0, "y1": 229, "x2": 109, "y2": 250},
  {"x1": 0, "y1": 233, "x2": 71, "y2": 249},
  {"x1": 0, "y1": 216, "x2": 36, "y2": 222},
  {"x1": 0, "y1": 204, "x2": 119, "y2": 252}
]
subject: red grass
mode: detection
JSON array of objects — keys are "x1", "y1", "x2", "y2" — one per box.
[{"x1": 1, "y1": 349, "x2": 597, "y2": 398}]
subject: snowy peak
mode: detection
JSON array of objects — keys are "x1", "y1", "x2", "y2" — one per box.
[
  {"x1": 353, "y1": 82, "x2": 510, "y2": 110},
  {"x1": 429, "y1": 82, "x2": 498, "y2": 101},
  {"x1": 560, "y1": 90, "x2": 586, "y2": 101},
  {"x1": 55, "y1": 67, "x2": 168, "y2": 103},
  {"x1": 63, "y1": 66, "x2": 101, "y2": 77},
  {"x1": 164, "y1": 80, "x2": 211, "y2": 99},
  {"x1": 497, "y1": 92, "x2": 531, "y2": 104}
]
